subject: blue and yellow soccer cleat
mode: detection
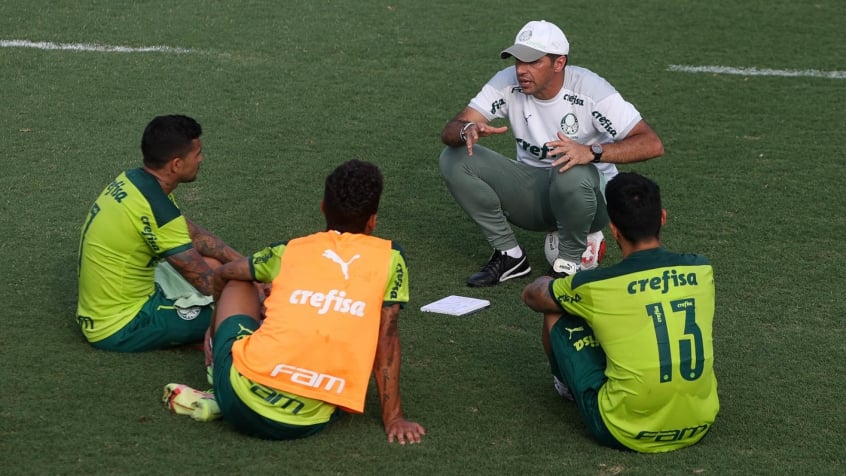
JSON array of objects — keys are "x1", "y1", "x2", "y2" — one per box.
[{"x1": 162, "y1": 383, "x2": 221, "y2": 422}]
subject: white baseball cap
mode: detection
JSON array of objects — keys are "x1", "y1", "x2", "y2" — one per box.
[{"x1": 500, "y1": 20, "x2": 570, "y2": 62}]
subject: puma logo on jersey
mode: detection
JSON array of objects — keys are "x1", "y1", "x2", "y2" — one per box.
[
  {"x1": 322, "y1": 249, "x2": 360, "y2": 280},
  {"x1": 565, "y1": 326, "x2": 584, "y2": 339}
]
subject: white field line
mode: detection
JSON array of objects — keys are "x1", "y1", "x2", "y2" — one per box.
[
  {"x1": 668, "y1": 64, "x2": 846, "y2": 79},
  {"x1": 0, "y1": 39, "x2": 196, "y2": 54}
]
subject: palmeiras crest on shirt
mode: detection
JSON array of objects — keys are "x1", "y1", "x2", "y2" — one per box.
[
  {"x1": 560, "y1": 113, "x2": 579, "y2": 136},
  {"x1": 177, "y1": 306, "x2": 202, "y2": 321}
]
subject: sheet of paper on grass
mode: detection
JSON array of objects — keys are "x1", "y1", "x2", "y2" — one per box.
[{"x1": 420, "y1": 295, "x2": 491, "y2": 316}]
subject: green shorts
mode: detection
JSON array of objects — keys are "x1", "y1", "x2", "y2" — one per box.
[
  {"x1": 212, "y1": 315, "x2": 339, "y2": 440},
  {"x1": 549, "y1": 314, "x2": 627, "y2": 450},
  {"x1": 91, "y1": 284, "x2": 212, "y2": 352}
]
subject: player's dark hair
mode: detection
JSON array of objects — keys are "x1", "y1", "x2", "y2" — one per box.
[
  {"x1": 141, "y1": 115, "x2": 202, "y2": 169},
  {"x1": 605, "y1": 172, "x2": 662, "y2": 243},
  {"x1": 323, "y1": 160, "x2": 383, "y2": 233}
]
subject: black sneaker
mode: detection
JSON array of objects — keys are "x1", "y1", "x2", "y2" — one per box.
[{"x1": 467, "y1": 247, "x2": 531, "y2": 287}]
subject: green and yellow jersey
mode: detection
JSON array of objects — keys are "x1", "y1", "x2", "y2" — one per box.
[
  {"x1": 227, "y1": 235, "x2": 410, "y2": 425},
  {"x1": 77, "y1": 168, "x2": 193, "y2": 342},
  {"x1": 551, "y1": 247, "x2": 719, "y2": 453}
]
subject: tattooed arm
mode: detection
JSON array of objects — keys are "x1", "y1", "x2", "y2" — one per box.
[
  {"x1": 373, "y1": 303, "x2": 425, "y2": 445},
  {"x1": 165, "y1": 248, "x2": 217, "y2": 296},
  {"x1": 162, "y1": 219, "x2": 243, "y2": 296},
  {"x1": 212, "y1": 257, "x2": 253, "y2": 301},
  {"x1": 186, "y1": 218, "x2": 243, "y2": 264}
]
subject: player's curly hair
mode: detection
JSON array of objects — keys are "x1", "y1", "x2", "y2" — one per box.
[
  {"x1": 605, "y1": 172, "x2": 662, "y2": 243},
  {"x1": 323, "y1": 160, "x2": 383, "y2": 233},
  {"x1": 141, "y1": 115, "x2": 202, "y2": 169}
]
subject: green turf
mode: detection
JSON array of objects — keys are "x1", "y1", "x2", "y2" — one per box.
[{"x1": 1, "y1": 0, "x2": 843, "y2": 474}]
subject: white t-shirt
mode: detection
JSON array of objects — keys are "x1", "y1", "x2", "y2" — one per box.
[{"x1": 469, "y1": 65, "x2": 643, "y2": 180}]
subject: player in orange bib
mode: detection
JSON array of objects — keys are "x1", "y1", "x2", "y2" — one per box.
[{"x1": 208, "y1": 160, "x2": 425, "y2": 443}]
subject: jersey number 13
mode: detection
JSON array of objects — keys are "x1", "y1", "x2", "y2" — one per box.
[{"x1": 646, "y1": 298, "x2": 705, "y2": 383}]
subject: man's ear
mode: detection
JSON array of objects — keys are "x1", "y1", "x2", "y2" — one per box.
[
  {"x1": 168, "y1": 156, "x2": 183, "y2": 174},
  {"x1": 320, "y1": 200, "x2": 326, "y2": 215},
  {"x1": 365, "y1": 214, "x2": 378, "y2": 234},
  {"x1": 660, "y1": 209, "x2": 668, "y2": 226},
  {"x1": 609, "y1": 221, "x2": 622, "y2": 243},
  {"x1": 555, "y1": 55, "x2": 567, "y2": 72}
]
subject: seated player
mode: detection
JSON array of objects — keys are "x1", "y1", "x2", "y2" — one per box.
[
  {"x1": 76, "y1": 114, "x2": 242, "y2": 352},
  {"x1": 521, "y1": 172, "x2": 718, "y2": 452},
  {"x1": 177, "y1": 160, "x2": 425, "y2": 443}
]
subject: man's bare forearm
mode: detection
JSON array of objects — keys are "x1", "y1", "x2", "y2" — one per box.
[
  {"x1": 374, "y1": 305, "x2": 404, "y2": 426},
  {"x1": 187, "y1": 219, "x2": 242, "y2": 264},
  {"x1": 168, "y1": 249, "x2": 216, "y2": 296}
]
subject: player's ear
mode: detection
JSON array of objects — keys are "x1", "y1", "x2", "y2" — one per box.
[
  {"x1": 364, "y1": 214, "x2": 377, "y2": 234},
  {"x1": 169, "y1": 156, "x2": 183, "y2": 174},
  {"x1": 660, "y1": 209, "x2": 667, "y2": 226},
  {"x1": 320, "y1": 200, "x2": 326, "y2": 215},
  {"x1": 609, "y1": 221, "x2": 622, "y2": 243}
]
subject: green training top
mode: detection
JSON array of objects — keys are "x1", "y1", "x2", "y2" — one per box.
[
  {"x1": 76, "y1": 169, "x2": 193, "y2": 342},
  {"x1": 550, "y1": 247, "x2": 719, "y2": 453}
]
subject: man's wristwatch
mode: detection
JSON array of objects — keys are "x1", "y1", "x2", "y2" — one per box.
[
  {"x1": 590, "y1": 144, "x2": 604, "y2": 163},
  {"x1": 459, "y1": 122, "x2": 476, "y2": 143}
]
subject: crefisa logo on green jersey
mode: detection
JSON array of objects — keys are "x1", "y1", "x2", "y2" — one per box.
[
  {"x1": 140, "y1": 216, "x2": 159, "y2": 252},
  {"x1": 389, "y1": 262, "x2": 404, "y2": 300},
  {"x1": 104, "y1": 179, "x2": 128, "y2": 203},
  {"x1": 253, "y1": 248, "x2": 275, "y2": 265},
  {"x1": 627, "y1": 269, "x2": 698, "y2": 295},
  {"x1": 556, "y1": 293, "x2": 581, "y2": 305}
]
